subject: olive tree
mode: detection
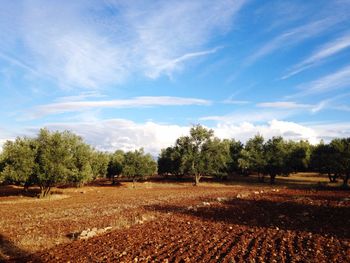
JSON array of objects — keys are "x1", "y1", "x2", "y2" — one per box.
[
  {"x1": 122, "y1": 149, "x2": 157, "y2": 186},
  {"x1": 175, "y1": 125, "x2": 215, "y2": 185},
  {"x1": 90, "y1": 151, "x2": 110, "y2": 179},
  {"x1": 331, "y1": 138, "x2": 350, "y2": 187},
  {"x1": 238, "y1": 134, "x2": 266, "y2": 180},
  {"x1": 35, "y1": 129, "x2": 76, "y2": 196},
  {"x1": 310, "y1": 142, "x2": 338, "y2": 182},
  {"x1": 67, "y1": 136, "x2": 94, "y2": 187},
  {"x1": 107, "y1": 150, "x2": 125, "y2": 184},
  {"x1": 158, "y1": 147, "x2": 179, "y2": 177},
  {"x1": 201, "y1": 138, "x2": 231, "y2": 178},
  {"x1": 286, "y1": 140, "x2": 311, "y2": 174},
  {"x1": 227, "y1": 139, "x2": 243, "y2": 175},
  {"x1": 264, "y1": 136, "x2": 288, "y2": 184},
  {"x1": 0, "y1": 137, "x2": 37, "y2": 190}
]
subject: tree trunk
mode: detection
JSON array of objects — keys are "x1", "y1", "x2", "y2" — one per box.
[
  {"x1": 258, "y1": 173, "x2": 265, "y2": 183},
  {"x1": 23, "y1": 181, "x2": 30, "y2": 192},
  {"x1": 270, "y1": 174, "x2": 276, "y2": 184},
  {"x1": 132, "y1": 178, "x2": 136, "y2": 188},
  {"x1": 39, "y1": 185, "x2": 51, "y2": 198},
  {"x1": 194, "y1": 174, "x2": 201, "y2": 186},
  {"x1": 328, "y1": 173, "x2": 338, "y2": 183},
  {"x1": 343, "y1": 173, "x2": 349, "y2": 187},
  {"x1": 328, "y1": 173, "x2": 333, "y2": 182}
]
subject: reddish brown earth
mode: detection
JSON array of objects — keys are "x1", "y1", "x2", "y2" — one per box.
[{"x1": 0, "y1": 179, "x2": 349, "y2": 262}]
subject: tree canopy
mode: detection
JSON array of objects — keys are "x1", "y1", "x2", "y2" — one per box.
[{"x1": 0, "y1": 129, "x2": 109, "y2": 197}]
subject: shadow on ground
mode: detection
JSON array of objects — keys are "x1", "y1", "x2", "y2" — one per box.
[
  {"x1": 145, "y1": 194, "x2": 350, "y2": 239},
  {"x1": 0, "y1": 234, "x2": 41, "y2": 262},
  {"x1": 0, "y1": 185, "x2": 41, "y2": 198}
]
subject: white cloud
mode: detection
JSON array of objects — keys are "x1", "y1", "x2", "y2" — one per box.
[
  {"x1": 29, "y1": 96, "x2": 211, "y2": 119},
  {"x1": 7, "y1": 116, "x2": 350, "y2": 155},
  {"x1": 308, "y1": 122, "x2": 350, "y2": 141},
  {"x1": 37, "y1": 119, "x2": 190, "y2": 156},
  {"x1": 28, "y1": 118, "x2": 350, "y2": 156},
  {"x1": 282, "y1": 32, "x2": 350, "y2": 79},
  {"x1": 215, "y1": 120, "x2": 319, "y2": 144}
]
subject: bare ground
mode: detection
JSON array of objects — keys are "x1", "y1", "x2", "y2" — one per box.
[{"x1": 0, "y1": 175, "x2": 349, "y2": 262}]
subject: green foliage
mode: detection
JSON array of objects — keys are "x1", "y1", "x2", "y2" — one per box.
[
  {"x1": 285, "y1": 140, "x2": 311, "y2": 173},
  {"x1": 227, "y1": 139, "x2": 243, "y2": 174},
  {"x1": 330, "y1": 138, "x2": 350, "y2": 186},
  {"x1": 67, "y1": 136, "x2": 94, "y2": 187},
  {"x1": 90, "y1": 151, "x2": 109, "y2": 179},
  {"x1": 0, "y1": 154, "x2": 5, "y2": 182},
  {"x1": 201, "y1": 138, "x2": 231, "y2": 177},
  {"x1": 311, "y1": 142, "x2": 340, "y2": 182},
  {"x1": 122, "y1": 149, "x2": 157, "y2": 183},
  {"x1": 238, "y1": 135, "x2": 266, "y2": 176},
  {"x1": 159, "y1": 125, "x2": 230, "y2": 185},
  {"x1": 177, "y1": 125, "x2": 215, "y2": 185},
  {"x1": 1, "y1": 137, "x2": 37, "y2": 186},
  {"x1": 264, "y1": 136, "x2": 288, "y2": 184},
  {"x1": 35, "y1": 129, "x2": 80, "y2": 195},
  {"x1": 158, "y1": 147, "x2": 182, "y2": 176},
  {"x1": 107, "y1": 150, "x2": 125, "y2": 184},
  {"x1": 1, "y1": 129, "x2": 109, "y2": 197}
]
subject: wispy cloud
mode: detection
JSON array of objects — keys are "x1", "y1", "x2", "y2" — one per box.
[
  {"x1": 245, "y1": 17, "x2": 344, "y2": 66},
  {"x1": 282, "y1": 32, "x2": 350, "y2": 79},
  {"x1": 256, "y1": 100, "x2": 326, "y2": 113},
  {"x1": 257, "y1": 101, "x2": 312, "y2": 109},
  {"x1": 221, "y1": 91, "x2": 252, "y2": 105},
  {"x1": 200, "y1": 110, "x2": 292, "y2": 124},
  {"x1": 0, "y1": 52, "x2": 39, "y2": 75},
  {"x1": 0, "y1": 0, "x2": 246, "y2": 89},
  {"x1": 127, "y1": 0, "x2": 246, "y2": 78},
  {"x1": 147, "y1": 47, "x2": 222, "y2": 79},
  {"x1": 28, "y1": 96, "x2": 212, "y2": 119},
  {"x1": 290, "y1": 64, "x2": 350, "y2": 97},
  {"x1": 55, "y1": 92, "x2": 106, "y2": 102},
  {"x1": 222, "y1": 99, "x2": 250, "y2": 105}
]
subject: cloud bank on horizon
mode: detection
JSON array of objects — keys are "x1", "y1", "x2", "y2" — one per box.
[{"x1": 1, "y1": 0, "x2": 350, "y2": 155}]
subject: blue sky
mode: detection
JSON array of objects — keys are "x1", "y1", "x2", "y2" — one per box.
[{"x1": 1, "y1": 0, "x2": 350, "y2": 154}]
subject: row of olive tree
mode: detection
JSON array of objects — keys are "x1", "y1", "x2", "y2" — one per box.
[
  {"x1": 238, "y1": 135, "x2": 312, "y2": 184},
  {"x1": 311, "y1": 138, "x2": 350, "y2": 186},
  {"x1": 0, "y1": 129, "x2": 157, "y2": 197},
  {"x1": 0, "y1": 129, "x2": 109, "y2": 197},
  {"x1": 158, "y1": 125, "x2": 350, "y2": 186},
  {"x1": 107, "y1": 148, "x2": 157, "y2": 186}
]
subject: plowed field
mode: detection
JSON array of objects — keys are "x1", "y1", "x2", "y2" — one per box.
[{"x1": 0, "y1": 180, "x2": 349, "y2": 262}]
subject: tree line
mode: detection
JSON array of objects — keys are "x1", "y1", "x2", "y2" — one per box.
[
  {"x1": 0, "y1": 125, "x2": 349, "y2": 197},
  {"x1": 0, "y1": 129, "x2": 156, "y2": 197},
  {"x1": 158, "y1": 125, "x2": 350, "y2": 186}
]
